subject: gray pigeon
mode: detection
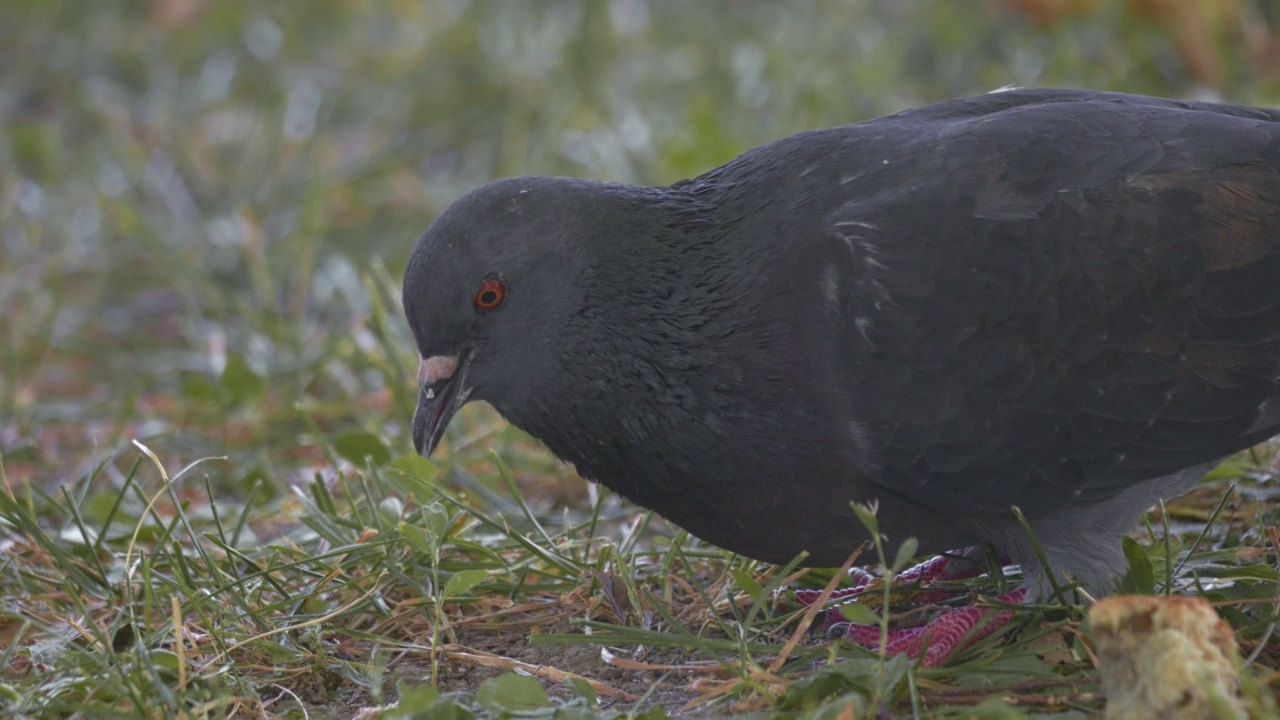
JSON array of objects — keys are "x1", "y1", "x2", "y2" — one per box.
[{"x1": 403, "y1": 88, "x2": 1280, "y2": 658}]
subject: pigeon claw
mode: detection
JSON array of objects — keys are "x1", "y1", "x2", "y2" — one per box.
[
  {"x1": 795, "y1": 553, "x2": 1024, "y2": 667},
  {"x1": 833, "y1": 587, "x2": 1028, "y2": 667}
]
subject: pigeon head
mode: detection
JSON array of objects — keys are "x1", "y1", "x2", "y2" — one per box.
[
  {"x1": 401, "y1": 172, "x2": 884, "y2": 566},
  {"x1": 402, "y1": 177, "x2": 599, "y2": 456}
]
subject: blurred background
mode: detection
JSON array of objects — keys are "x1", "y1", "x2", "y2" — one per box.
[{"x1": 3, "y1": 0, "x2": 1279, "y2": 510}]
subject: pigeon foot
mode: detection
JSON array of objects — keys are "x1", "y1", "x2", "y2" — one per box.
[
  {"x1": 794, "y1": 552, "x2": 986, "y2": 610},
  {"x1": 832, "y1": 587, "x2": 1028, "y2": 667},
  {"x1": 795, "y1": 553, "x2": 1025, "y2": 667}
]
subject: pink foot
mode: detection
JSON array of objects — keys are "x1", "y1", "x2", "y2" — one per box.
[
  {"x1": 846, "y1": 554, "x2": 964, "y2": 588},
  {"x1": 836, "y1": 587, "x2": 1028, "y2": 667},
  {"x1": 795, "y1": 554, "x2": 974, "y2": 603},
  {"x1": 795, "y1": 553, "x2": 989, "y2": 630},
  {"x1": 794, "y1": 585, "x2": 865, "y2": 608}
]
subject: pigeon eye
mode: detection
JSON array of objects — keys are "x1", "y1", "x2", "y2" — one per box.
[{"x1": 473, "y1": 277, "x2": 506, "y2": 310}]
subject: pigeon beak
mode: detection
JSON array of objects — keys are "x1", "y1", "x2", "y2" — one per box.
[{"x1": 411, "y1": 354, "x2": 470, "y2": 456}]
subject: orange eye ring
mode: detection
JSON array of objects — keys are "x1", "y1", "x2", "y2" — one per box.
[{"x1": 473, "y1": 277, "x2": 506, "y2": 310}]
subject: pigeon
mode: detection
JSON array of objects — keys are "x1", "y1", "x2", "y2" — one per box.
[{"x1": 403, "y1": 88, "x2": 1280, "y2": 664}]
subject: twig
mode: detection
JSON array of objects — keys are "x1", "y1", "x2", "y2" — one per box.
[
  {"x1": 768, "y1": 547, "x2": 862, "y2": 674},
  {"x1": 441, "y1": 643, "x2": 639, "y2": 700}
]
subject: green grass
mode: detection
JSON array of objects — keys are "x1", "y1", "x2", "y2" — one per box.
[{"x1": 3, "y1": 1, "x2": 1280, "y2": 718}]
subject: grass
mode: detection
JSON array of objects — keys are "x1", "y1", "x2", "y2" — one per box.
[
  {"x1": 3, "y1": 1, "x2": 1280, "y2": 718},
  {"x1": 5, "y1": 441, "x2": 1279, "y2": 718}
]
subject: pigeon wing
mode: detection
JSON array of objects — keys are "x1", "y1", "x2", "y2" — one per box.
[{"x1": 828, "y1": 92, "x2": 1280, "y2": 516}]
